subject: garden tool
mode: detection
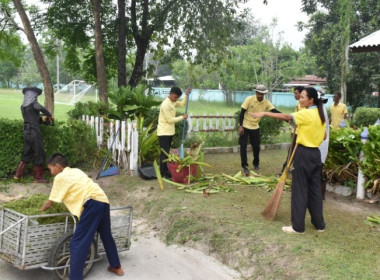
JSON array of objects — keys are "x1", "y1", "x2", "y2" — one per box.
[{"x1": 179, "y1": 91, "x2": 190, "y2": 159}]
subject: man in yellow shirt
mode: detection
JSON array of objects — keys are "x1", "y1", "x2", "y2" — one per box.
[
  {"x1": 157, "y1": 87, "x2": 191, "y2": 178},
  {"x1": 41, "y1": 153, "x2": 124, "y2": 279},
  {"x1": 330, "y1": 91, "x2": 348, "y2": 128},
  {"x1": 238, "y1": 84, "x2": 281, "y2": 175}
]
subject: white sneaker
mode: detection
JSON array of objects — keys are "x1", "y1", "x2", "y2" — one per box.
[
  {"x1": 317, "y1": 229, "x2": 325, "y2": 232},
  {"x1": 282, "y1": 226, "x2": 304, "y2": 234}
]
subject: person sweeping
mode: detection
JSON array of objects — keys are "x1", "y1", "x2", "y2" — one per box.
[{"x1": 251, "y1": 87, "x2": 326, "y2": 234}]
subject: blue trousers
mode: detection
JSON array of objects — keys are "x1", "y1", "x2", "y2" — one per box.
[{"x1": 70, "y1": 199, "x2": 120, "y2": 280}]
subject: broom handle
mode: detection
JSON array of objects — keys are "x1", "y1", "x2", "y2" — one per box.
[
  {"x1": 284, "y1": 126, "x2": 297, "y2": 167},
  {"x1": 285, "y1": 142, "x2": 298, "y2": 170}
]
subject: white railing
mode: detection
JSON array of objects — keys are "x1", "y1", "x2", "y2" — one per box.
[
  {"x1": 187, "y1": 113, "x2": 236, "y2": 135},
  {"x1": 82, "y1": 115, "x2": 139, "y2": 175}
]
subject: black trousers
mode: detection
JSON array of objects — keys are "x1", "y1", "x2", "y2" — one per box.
[
  {"x1": 239, "y1": 128, "x2": 260, "y2": 168},
  {"x1": 291, "y1": 145, "x2": 325, "y2": 232},
  {"x1": 158, "y1": 135, "x2": 173, "y2": 176},
  {"x1": 21, "y1": 129, "x2": 45, "y2": 166}
]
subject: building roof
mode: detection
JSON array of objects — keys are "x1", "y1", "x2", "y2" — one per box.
[
  {"x1": 349, "y1": 30, "x2": 380, "y2": 53},
  {"x1": 286, "y1": 75, "x2": 327, "y2": 86}
]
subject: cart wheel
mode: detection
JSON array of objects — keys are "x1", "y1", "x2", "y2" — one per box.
[{"x1": 48, "y1": 233, "x2": 97, "y2": 280}]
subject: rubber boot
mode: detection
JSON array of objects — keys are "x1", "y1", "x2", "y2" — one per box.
[
  {"x1": 33, "y1": 166, "x2": 49, "y2": 183},
  {"x1": 14, "y1": 161, "x2": 27, "y2": 180},
  {"x1": 321, "y1": 180, "x2": 327, "y2": 200}
]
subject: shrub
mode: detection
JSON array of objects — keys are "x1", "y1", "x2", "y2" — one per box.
[
  {"x1": 324, "y1": 127, "x2": 362, "y2": 185},
  {"x1": 67, "y1": 101, "x2": 109, "y2": 120},
  {"x1": 361, "y1": 125, "x2": 380, "y2": 191},
  {"x1": 352, "y1": 107, "x2": 380, "y2": 127},
  {"x1": 0, "y1": 118, "x2": 98, "y2": 179}
]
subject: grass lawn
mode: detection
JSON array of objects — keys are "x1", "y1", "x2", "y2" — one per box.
[
  {"x1": 105, "y1": 150, "x2": 380, "y2": 280},
  {"x1": 0, "y1": 89, "x2": 73, "y2": 121}
]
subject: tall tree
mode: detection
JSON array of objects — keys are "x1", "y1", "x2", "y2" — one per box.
[
  {"x1": 90, "y1": 0, "x2": 108, "y2": 102},
  {"x1": 12, "y1": 0, "x2": 54, "y2": 113},
  {"x1": 300, "y1": 0, "x2": 380, "y2": 108},
  {"x1": 117, "y1": 0, "x2": 127, "y2": 87},
  {"x1": 41, "y1": 0, "x2": 252, "y2": 96}
]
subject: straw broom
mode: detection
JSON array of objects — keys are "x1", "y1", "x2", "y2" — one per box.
[{"x1": 261, "y1": 142, "x2": 298, "y2": 221}]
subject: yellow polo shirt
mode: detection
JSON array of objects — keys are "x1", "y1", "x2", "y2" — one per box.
[
  {"x1": 241, "y1": 95, "x2": 275, "y2": 129},
  {"x1": 49, "y1": 167, "x2": 109, "y2": 219},
  {"x1": 157, "y1": 95, "x2": 188, "y2": 136},
  {"x1": 292, "y1": 106, "x2": 326, "y2": 147},
  {"x1": 330, "y1": 102, "x2": 348, "y2": 129}
]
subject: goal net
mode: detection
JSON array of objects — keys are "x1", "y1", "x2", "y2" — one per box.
[{"x1": 54, "y1": 80, "x2": 98, "y2": 105}]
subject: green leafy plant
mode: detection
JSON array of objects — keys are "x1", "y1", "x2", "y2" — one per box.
[
  {"x1": 137, "y1": 116, "x2": 160, "y2": 165},
  {"x1": 163, "y1": 142, "x2": 211, "y2": 172},
  {"x1": 324, "y1": 127, "x2": 362, "y2": 184},
  {"x1": 360, "y1": 125, "x2": 380, "y2": 192},
  {"x1": 108, "y1": 84, "x2": 160, "y2": 120}
]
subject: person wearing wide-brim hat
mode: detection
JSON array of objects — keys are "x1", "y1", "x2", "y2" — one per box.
[
  {"x1": 238, "y1": 84, "x2": 281, "y2": 175},
  {"x1": 14, "y1": 87, "x2": 54, "y2": 183}
]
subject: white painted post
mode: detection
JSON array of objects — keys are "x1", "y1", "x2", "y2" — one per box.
[
  {"x1": 203, "y1": 113, "x2": 208, "y2": 130},
  {"x1": 356, "y1": 127, "x2": 369, "y2": 199},
  {"x1": 130, "y1": 120, "x2": 139, "y2": 175},
  {"x1": 187, "y1": 113, "x2": 193, "y2": 138}
]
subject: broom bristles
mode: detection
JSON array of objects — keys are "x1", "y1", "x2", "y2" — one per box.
[{"x1": 261, "y1": 181, "x2": 285, "y2": 220}]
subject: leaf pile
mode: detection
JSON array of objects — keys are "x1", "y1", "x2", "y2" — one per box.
[
  {"x1": 1, "y1": 194, "x2": 70, "y2": 224},
  {"x1": 163, "y1": 170, "x2": 291, "y2": 195}
]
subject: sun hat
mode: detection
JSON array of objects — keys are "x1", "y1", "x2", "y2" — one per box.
[
  {"x1": 22, "y1": 87, "x2": 42, "y2": 95},
  {"x1": 255, "y1": 84, "x2": 268, "y2": 94}
]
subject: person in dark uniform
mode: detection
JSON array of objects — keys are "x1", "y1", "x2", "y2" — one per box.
[
  {"x1": 251, "y1": 87, "x2": 326, "y2": 234},
  {"x1": 14, "y1": 87, "x2": 53, "y2": 183}
]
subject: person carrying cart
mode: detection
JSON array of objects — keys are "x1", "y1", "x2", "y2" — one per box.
[{"x1": 41, "y1": 153, "x2": 124, "y2": 279}]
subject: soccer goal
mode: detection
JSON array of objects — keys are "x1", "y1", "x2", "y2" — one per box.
[{"x1": 54, "y1": 80, "x2": 98, "y2": 105}]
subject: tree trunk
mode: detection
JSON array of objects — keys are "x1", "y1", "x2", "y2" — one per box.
[
  {"x1": 91, "y1": 0, "x2": 108, "y2": 103},
  {"x1": 13, "y1": 0, "x2": 54, "y2": 114},
  {"x1": 117, "y1": 0, "x2": 127, "y2": 87},
  {"x1": 128, "y1": 45, "x2": 147, "y2": 88}
]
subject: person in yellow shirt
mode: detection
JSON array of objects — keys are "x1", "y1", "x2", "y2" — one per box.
[
  {"x1": 157, "y1": 87, "x2": 191, "y2": 178},
  {"x1": 251, "y1": 87, "x2": 326, "y2": 234},
  {"x1": 238, "y1": 84, "x2": 281, "y2": 174},
  {"x1": 41, "y1": 153, "x2": 124, "y2": 279},
  {"x1": 278, "y1": 86, "x2": 305, "y2": 176},
  {"x1": 330, "y1": 91, "x2": 348, "y2": 128}
]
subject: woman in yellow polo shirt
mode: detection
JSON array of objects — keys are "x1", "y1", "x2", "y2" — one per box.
[{"x1": 251, "y1": 87, "x2": 326, "y2": 234}]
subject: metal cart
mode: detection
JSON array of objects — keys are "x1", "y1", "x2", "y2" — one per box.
[{"x1": 0, "y1": 206, "x2": 133, "y2": 279}]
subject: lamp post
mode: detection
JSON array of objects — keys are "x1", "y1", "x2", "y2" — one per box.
[{"x1": 356, "y1": 127, "x2": 369, "y2": 199}]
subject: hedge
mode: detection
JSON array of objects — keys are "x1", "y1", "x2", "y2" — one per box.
[
  {"x1": 0, "y1": 119, "x2": 98, "y2": 179},
  {"x1": 353, "y1": 107, "x2": 380, "y2": 127}
]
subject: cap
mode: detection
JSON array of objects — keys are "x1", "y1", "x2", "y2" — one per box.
[
  {"x1": 22, "y1": 87, "x2": 42, "y2": 95},
  {"x1": 255, "y1": 84, "x2": 268, "y2": 94}
]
